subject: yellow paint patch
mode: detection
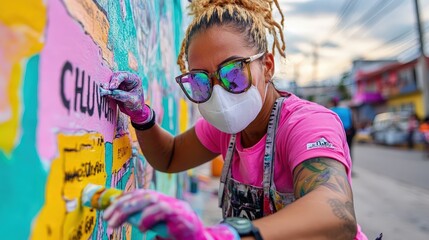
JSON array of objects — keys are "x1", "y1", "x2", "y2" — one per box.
[
  {"x1": 179, "y1": 98, "x2": 189, "y2": 133},
  {"x1": 112, "y1": 135, "x2": 132, "y2": 173},
  {"x1": 0, "y1": 1, "x2": 46, "y2": 32},
  {"x1": 63, "y1": 0, "x2": 113, "y2": 67},
  {"x1": 0, "y1": 64, "x2": 21, "y2": 154},
  {"x1": 129, "y1": 122, "x2": 138, "y2": 141},
  {"x1": 0, "y1": 0, "x2": 46, "y2": 155},
  {"x1": 31, "y1": 133, "x2": 106, "y2": 240},
  {"x1": 128, "y1": 52, "x2": 138, "y2": 71}
]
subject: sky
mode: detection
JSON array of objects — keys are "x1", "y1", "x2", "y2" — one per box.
[{"x1": 275, "y1": 0, "x2": 429, "y2": 86}]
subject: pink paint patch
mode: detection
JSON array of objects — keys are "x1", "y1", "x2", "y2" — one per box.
[
  {"x1": 37, "y1": 0, "x2": 116, "y2": 162},
  {"x1": 0, "y1": 24, "x2": 13, "y2": 121},
  {"x1": 150, "y1": 80, "x2": 164, "y2": 124}
]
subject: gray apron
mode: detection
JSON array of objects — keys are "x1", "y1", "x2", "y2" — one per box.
[{"x1": 218, "y1": 97, "x2": 296, "y2": 220}]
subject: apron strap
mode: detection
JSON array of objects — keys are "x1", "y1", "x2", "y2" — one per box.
[
  {"x1": 218, "y1": 134, "x2": 236, "y2": 207},
  {"x1": 262, "y1": 97, "x2": 285, "y2": 215}
]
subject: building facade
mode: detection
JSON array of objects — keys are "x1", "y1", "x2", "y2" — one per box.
[{"x1": 352, "y1": 56, "x2": 429, "y2": 124}]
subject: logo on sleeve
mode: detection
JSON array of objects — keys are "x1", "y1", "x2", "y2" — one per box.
[{"x1": 306, "y1": 138, "x2": 334, "y2": 150}]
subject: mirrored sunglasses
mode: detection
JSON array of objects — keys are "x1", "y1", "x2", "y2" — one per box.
[{"x1": 175, "y1": 52, "x2": 265, "y2": 103}]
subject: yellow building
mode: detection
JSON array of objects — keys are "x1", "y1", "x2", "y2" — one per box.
[{"x1": 387, "y1": 91, "x2": 424, "y2": 119}]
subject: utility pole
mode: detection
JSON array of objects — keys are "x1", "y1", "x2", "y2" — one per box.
[
  {"x1": 414, "y1": 0, "x2": 426, "y2": 57},
  {"x1": 413, "y1": 0, "x2": 429, "y2": 117}
]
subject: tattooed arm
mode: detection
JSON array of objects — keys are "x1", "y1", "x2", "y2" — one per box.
[
  {"x1": 292, "y1": 158, "x2": 357, "y2": 238},
  {"x1": 247, "y1": 158, "x2": 357, "y2": 240}
]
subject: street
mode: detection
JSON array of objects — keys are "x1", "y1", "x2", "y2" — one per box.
[
  {"x1": 189, "y1": 144, "x2": 429, "y2": 240},
  {"x1": 352, "y1": 144, "x2": 429, "y2": 191},
  {"x1": 352, "y1": 144, "x2": 429, "y2": 240}
]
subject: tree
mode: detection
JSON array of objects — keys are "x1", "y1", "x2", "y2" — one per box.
[{"x1": 337, "y1": 72, "x2": 351, "y2": 100}]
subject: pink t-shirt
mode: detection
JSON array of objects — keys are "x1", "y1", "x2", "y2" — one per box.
[{"x1": 195, "y1": 93, "x2": 367, "y2": 239}]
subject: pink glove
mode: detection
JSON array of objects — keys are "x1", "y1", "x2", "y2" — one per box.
[
  {"x1": 101, "y1": 72, "x2": 151, "y2": 124},
  {"x1": 103, "y1": 189, "x2": 239, "y2": 240}
]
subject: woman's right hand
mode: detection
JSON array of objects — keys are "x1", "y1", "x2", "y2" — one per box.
[
  {"x1": 101, "y1": 72, "x2": 152, "y2": 124},
  {"x1": 103, "y1": 189, "x2": 239, "y2": 240}
]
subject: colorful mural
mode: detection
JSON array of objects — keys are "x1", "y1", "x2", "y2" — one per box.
[{"x1": 0, "y1": 0, "x2": 194, "y2": 239}]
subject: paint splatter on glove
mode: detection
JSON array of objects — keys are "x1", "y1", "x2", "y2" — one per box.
[
  {"x1": 101, "y1": 71, "x2": 151, "y2": 124},
  {"x1": 103, "y1": 189, "x2": 239, "y2": 240}
]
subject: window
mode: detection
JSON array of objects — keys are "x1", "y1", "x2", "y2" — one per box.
[{"x1": 398, "y1": 67, "x2": 417, "y2": 93}]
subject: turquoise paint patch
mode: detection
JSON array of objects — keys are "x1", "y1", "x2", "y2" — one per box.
[
  {"x1": 132, "y1": 228, "x2": 148, "y2": 239},
  {"x1": 104, "y1": 142, "x2": 113, "y2": 187},
  {"x1": 0, "y1": 55, "x2": 47, "y2": 238},
  {"x1": 105, "y1": 0, "x2": 139, "y2": 72},
  {"x1": 155, "y1": 171, "x2": 176, "y2": 196},
  {"x1": 160, "y1": 95, "x2": 178, "y2": 135},
  {"x1": 91, "y1": 211, "x2": 108, "y2": 240},
  {"x1": 173, "y1": 0, "x2": 183, "y2": 56}
]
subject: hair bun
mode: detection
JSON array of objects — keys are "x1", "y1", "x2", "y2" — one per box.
[
  {"x1": 189, "y1": 0, "x2": 272, "y2": 18},
  {"x1": 178, "y1": 0, "x2": 286, "y2": 73}
]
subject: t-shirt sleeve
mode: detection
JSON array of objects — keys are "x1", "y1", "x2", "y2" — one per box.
[
  {"x1": 283, "y1": 107, "x2": 351, "y2": 174},
  {"x1": 194, "y1": 117, "x2": 222, "y2": 154}
]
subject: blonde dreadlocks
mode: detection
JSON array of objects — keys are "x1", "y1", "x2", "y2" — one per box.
[{"x1": 177, "y1": 0, "x2": 286, "y2": 73}]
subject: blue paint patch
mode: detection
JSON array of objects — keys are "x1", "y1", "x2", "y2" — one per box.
[{"x1": 0, "y1": 55, "x2": 47, "y2": 238}]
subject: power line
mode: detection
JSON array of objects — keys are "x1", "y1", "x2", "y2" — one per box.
[
  {"x1": 334, "y1": 0, "x2": 386, "y2": 36},
  {"x1": 386, "y1": 40, "x2": 419, "y2": 58},
  {"x1": 364, "y1": 23, "x2": 429, "y2": 59},
  {"x1": 397, "y1": 44, "x2": 420, "y2": 59},
  {"x1": 333, "y1": 0, "x2": 358, "y2": 31},
  {"x1": 319, "y1": 0, "x2": 359, "y2": 44},
  {"x1": 366, "y1": 38, "x2": 418, "y2": 59},
  {"x1": 347, "y1": 0, "x2": 404, "y2": 38},
  {"x1": 355, "y1": 0, "x2": 391, "y2": 24},
  {"x1": 368, "y1": 0, "x2": 429, "y2": 58},
  {"x1": 320, "y1": 0, "x2": 402, "y2": 46},
  {"x1": 382, "y1": 28, "x2": 415, "y2": 45},
  {"x1": 366, "y1": 36, "x2": 417, "y2": 58}
]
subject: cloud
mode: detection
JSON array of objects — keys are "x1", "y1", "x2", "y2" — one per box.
[
  {"x1": 284, "y1": 34, "x2": 311, "y2": 54},
  {"x1": 321, "y1": 41, "x2": 339, "y2": 48}
]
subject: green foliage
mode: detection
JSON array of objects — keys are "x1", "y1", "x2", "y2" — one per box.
[{"x1": 337, "y1": 72, "x2": 351, "y2": 100}]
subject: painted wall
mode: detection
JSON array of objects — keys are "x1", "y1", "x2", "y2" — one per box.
[{"x1": 0, "y1": 0, "x2": 194, "y2": 239}]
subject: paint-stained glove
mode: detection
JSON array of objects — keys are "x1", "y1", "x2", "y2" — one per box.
[
  {"x1": 103, "y1": 189, "x2": 239, "y2": 240},
  {"x1": 101, "y1": 72, "x2": 151, "y2": 124}
]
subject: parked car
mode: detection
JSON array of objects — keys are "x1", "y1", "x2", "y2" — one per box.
[
  {"x1": 355, "y1": 127, "x2": 373, "y2": 143},
  {"x1": 371, "y1": 112, "x2": 410, "y2": 145}
]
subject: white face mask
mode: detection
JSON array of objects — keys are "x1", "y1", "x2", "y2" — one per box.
[{"x1": 198, "y1": 85, "x2": 264, "y2": 134}]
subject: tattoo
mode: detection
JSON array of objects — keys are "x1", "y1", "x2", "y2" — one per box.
[
  {"x1": 293, "y1": 158, "x2": 357, "y2": 237},
  {"x1": 293, "y1": 158, "x2": 351, "y2": 198},
  {"x1": 328, "y1": 199, "x2": 357, "y2": 237}
]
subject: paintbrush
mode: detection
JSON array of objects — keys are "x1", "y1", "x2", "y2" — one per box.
[{"x1": 81, "y1": 183, "x2": 169, "y2": 238}]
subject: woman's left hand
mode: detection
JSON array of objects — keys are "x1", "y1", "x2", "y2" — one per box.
[{"x1": 103, "y1": 189, "x2": 239, "y2": 240}]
